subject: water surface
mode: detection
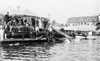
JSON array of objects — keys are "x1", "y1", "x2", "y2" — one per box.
[{"x1": 0, "y1": 37, "x2": 100, "y2": 61}]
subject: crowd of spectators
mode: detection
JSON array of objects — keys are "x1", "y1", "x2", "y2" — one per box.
[
  {"x1": 3, "y1": 12, "x2": 49, "y2": 33},
  {"x1": 4, "y1": 12, "x2": 31, "y2": 27},
  {"x1": 4, "y1": 12, "x2": 37, "y2": 32}
]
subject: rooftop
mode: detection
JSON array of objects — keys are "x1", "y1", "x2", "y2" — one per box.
[{"x1": 67, "y1": 16, "x2": 99, "y2": 23}]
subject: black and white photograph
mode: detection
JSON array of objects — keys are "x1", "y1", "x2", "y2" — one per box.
[{"x1": 0, "y1": 0, "x2": 100, "y2": 61}]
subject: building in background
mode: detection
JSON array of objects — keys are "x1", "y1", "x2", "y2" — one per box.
[{"x1": 66, "y1": 16, "x2": 99, "y2": 31}]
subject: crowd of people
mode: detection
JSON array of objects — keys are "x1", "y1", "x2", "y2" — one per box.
[
  {"x1": 3, "y1": 12, "x2": 38, "y2": 32},
  {"x1": 4, "y1": 12, "x2": 34, "y2": 27},
  {"x1": 3, "y1": 12, "x2": 49, "y2": 33}
]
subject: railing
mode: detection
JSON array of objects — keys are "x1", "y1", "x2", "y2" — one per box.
[
  {"x1": 3, "y1": 25, "x2": 36, "y2": 39},
  {"x1": 5, "y1": 26, "x2": 34, "y2": 32}
]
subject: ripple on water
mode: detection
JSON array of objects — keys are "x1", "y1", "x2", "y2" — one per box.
[{"x1": 0, "y1": 38, "x2": 100, "y2": 61}]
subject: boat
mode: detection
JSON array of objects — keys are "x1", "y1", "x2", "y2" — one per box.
[
  {"x1": 86, "y1": 31, "x2": 97, "y2": 40},
  {"x1": 75, "y1": 31, "x2": 97, "y2": 40},
  {"x1": 0, "y1": 12, "x2": 68, "y2": 44},
  {"x1": 75, "y1": 35, "x2": 85, "y2": 39},
  {"x1": 0, "y1": 14, "x2": 50, "y2": 43}
]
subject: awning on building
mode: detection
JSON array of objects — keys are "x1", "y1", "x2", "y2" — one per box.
[
  {"x1": 63, "y1": 27, "x2": 76, "y2": 30},
  {"x1": 63, "y1": 26, "x2": 96, "y2": 31}
]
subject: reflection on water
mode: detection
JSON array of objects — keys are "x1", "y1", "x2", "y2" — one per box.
[
  {"x1": 0, "y1": 37, "x2": 100, "y2": 61},
  {"x1": 0, "y1": 42, "x2": 53, "y2": 61}
]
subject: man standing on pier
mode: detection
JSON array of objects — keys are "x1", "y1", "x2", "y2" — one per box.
[
  {"x1": 31, "y1": 18, "x2": 36, "y2": 31},
  {"x1": 4, "y1": 12, "x2": 10, "y2": 24},
  {"x1": 3, "y1": 12, "x2": 10, "y2": 39}
]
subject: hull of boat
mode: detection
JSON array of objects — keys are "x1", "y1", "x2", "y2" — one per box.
[
  {"x1": 0, "y1": 38, "x2": 47, "y2": 44},
  {"x1": 76, "y1": 36, "x2": 85, "y2": 39},
  {"x1": 87, "y1": 36, "x2": 97, "y2": 39}
]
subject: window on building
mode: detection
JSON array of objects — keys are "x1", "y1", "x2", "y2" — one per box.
[
  {"x1": 80, "y1": 18, "x2": 83, "y2": 21},
  {"x1": 73, "y1": 23, "x2": 74, "y2": 26},
  {"x1": 81, "y1": 23, "x2": 83, "y2": 25},
  {"x1": 87, "y1": 18, "x2": 91, "y2": 21},
  {"x1": 74, "y1": 19, "x2": 77, "y2": 22},
  {"x1": 84, "y1": 23, "x2": 87, "y2": 25},
  {"x1": 87, "y1": 23, "x2": 89, "y2": 25},
  {"x1": 78, "y1": 23, "x2": 80, "y2": 26}
]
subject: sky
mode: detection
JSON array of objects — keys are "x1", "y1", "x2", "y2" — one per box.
[{"x1": 0, "y1": 0, "x2": 99, "y2": 23}]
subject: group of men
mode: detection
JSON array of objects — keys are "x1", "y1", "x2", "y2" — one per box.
[
  {"x1": 4, "y1": 12, "x2": 31, "y2": 26},
  {"x1": 3, "y1": 12, "x2": 49, "y2": 32},
  {"x1": 3, "y1": 12, "x2": 37, "y2": 32}
]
